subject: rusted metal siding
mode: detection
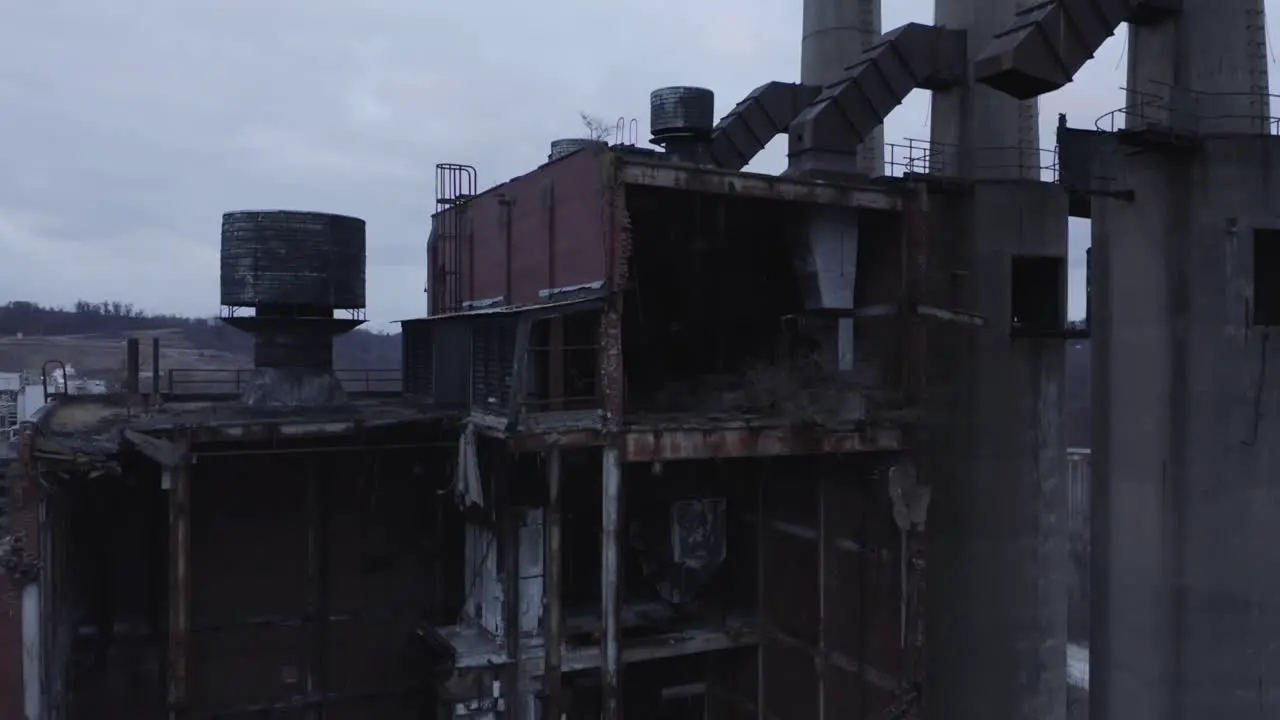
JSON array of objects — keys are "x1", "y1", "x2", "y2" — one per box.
[
  {"x1": 431, "y1": 148, "x2": 611, "y2": 312},
  {"x1": 757, "y1": 458, "x2": 911, "y2": 719},
  {"x1": 188, "y1": 452, "x2": 436, "y2": 718}
]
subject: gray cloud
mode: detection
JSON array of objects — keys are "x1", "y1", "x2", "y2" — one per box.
[{"x1": 0, "y1": 0, "x2": 1177, "y2": 326}]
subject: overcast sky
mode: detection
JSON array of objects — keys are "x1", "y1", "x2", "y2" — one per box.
[{"x1": 0, "y1": 1, "x2": 1210, "y2": 329}]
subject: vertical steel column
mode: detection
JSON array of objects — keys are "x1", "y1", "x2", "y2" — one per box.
[
  {"x1": 499, "y1": 467, "x2": 523, "y2": 719},
  {"x1": 126, "y1": 337, "x2": 140, "y2": 394},
  {"x1": 151, "y1": 337, "x2": 161, "y2": 404},
  {"x1": 165, "y1": 461, "x2": 191, "y2": 719},
  {"x1": 304, "y1": 457, "x2": 330, "y2": 719},
  {"x1": 601, "y1": 446, "x2": 623, "y2": 719},
  {"x1": 816, "y1": 476, "x2": 827, "y2": 720},
  {"x1": 756, "y1": 470, "x2": 766, "y2": 720},
  {"x1": 543, "y1": 446, "x2": 564, "y2": 720}
]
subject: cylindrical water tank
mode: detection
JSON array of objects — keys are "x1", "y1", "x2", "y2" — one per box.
[
  {"x1": 548, "y1": 138, "x2": 604, "y2": 162},
  {"x1": 220, "y1": 210, "x2": 366, "y2": 311},
  {"x1": 649, "y1": 86, "x2": 716, "y2": 140}
]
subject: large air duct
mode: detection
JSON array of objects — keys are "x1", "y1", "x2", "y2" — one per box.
[{"x1": 219, "y1": 210, "x2": 367, "y2": 406}]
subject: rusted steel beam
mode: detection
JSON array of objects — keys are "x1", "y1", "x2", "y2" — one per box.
[
  {"x1": 152, "y1": 336, "x2": 162, "y2": 404},
  {"x1": 618, "y1": 158, "x2": 901, "y2": 212},
  {"x1": 126, "y1": 337, "x2": 140, "y2": 394},
  {"x1": 542, "y1": 446, "x2": 564, "y2": 720},
  {"x1": 166, "y1": 460, "x2": 191, "y2": 719},
  {"x1": 600, "y1": 445, "x2": 623, "y2": 719},
  {"x1": 622, "y1": 425, "x2": 901, "y2": 462}
]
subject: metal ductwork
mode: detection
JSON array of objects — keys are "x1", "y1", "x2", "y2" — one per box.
[
  {"x1": 650, "y1": 86, "x2": 716, "y2": 163},
  {"x1": 974, "y1": 0, "x2": 1182, "y2": 100},
  {"x1": 707, "y1": 82, "x2": 820, "y2": 171},
  {"x1": 788, "y1": 23, "x2": 967, "y2": 174}
]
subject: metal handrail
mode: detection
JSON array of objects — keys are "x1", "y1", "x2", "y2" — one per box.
[
  {"x1": 166, "y1": 368, "x2": 402, "y2": 395},
  {"x1": 884, "y1": 138, "x2": 1059, "y2": 181},
  {"x1": 1095, "y1": 85, "x2": 1280, "y2": 135}
]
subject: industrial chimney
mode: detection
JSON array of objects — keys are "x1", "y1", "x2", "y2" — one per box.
[
  {"x1": 649, "y1": 86, "x2": 715, "y2": 163},
  {"x1": 219, "y1": 210, "x2": 367, "y2": 407}
]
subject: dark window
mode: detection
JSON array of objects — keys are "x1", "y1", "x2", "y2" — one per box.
[
  {"x1": 1011, "y1": 255, "x2": 1065, "y2": 336},
  {"x1": 1254, "y1": 229, "x2": 1280, "y2": 325}
]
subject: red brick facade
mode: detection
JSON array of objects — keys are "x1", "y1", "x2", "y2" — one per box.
[{"x1": 0, "y1": 431, "x2": 42, "y2": 720}]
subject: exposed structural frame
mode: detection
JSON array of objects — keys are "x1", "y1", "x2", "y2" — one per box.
[
  {"x1": 974, "y1": 0, "x2": 1182, "y2": 100},
  {"x1": 788, "y1": 23, "x2": 968, "y2": 174}
]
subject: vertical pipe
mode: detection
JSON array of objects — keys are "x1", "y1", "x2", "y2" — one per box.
[
  {"x1": 151, "y1": 337, "x2": 161, "y2": 404},
  {"x1": 543, "y1": 446, "x2": 564, "y2": 720},
  {"x1": 549, "y1": 318, "x2": 565, "y2": 410},
  {"x1": 500, "y1": 467, "x2": 523, "y2": 719},
  {"x1": 166, "y1": 462, "x2": 191, "y2": 720},
  {"x1": 305, "y1": 457, "x2": 329, "y2": 720},
  {"x1": 501, "y1": 199, "x2": 514, "y2": 304},
  {"x1": 816, "y1": 476, "x2": 827, "y2": 720},
  {"x1": 600, "y1": 446, "x2": 623, "y2": 720},
  {"x1": 756, "y1": 469, "x2": 766, "y2": 720},
  {"x1": 125, "y1": 337, "x2": 140, "y2": 394}
]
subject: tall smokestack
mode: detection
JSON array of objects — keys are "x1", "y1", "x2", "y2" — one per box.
[
  {"x1": 799, "y1": 0, "x2": 882, "y2": 176},
  {"x1": 219, "y1": 210, "x2": 367, "y2": 407},
  {"x1": 930, "y1": 0, "x2": 1040, "y2": 178}
]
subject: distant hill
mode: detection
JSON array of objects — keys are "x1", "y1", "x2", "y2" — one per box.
[{"x1": 0, "y1": 301, "x2": 401, "y2": 381}]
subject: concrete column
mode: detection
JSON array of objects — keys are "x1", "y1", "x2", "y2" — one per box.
[
  {"x1": 165, "y1": 462, "x2": 191, "y2": 720},
  {"x1": 542, "y1": 447, "x2": 564, "y2": 720},
  {"x1": 1090, "y1": 2, "x2": 1276, "y2": 717},
  {"x1": 927, "y1": 182, "x2": 1068, "y2": 720},
  {"x1": 929, "y1": 0, "x2": 1039, "y2": 178},
  {"x1": 801, "y1": 0, "x2": 883, "y2": 176},
  {"x1": 601, "y1": 446, "x2": 622, "y2": 720},
  {"x1": 1091, "y1": 139, "x2": 1280, "y2": 720}
]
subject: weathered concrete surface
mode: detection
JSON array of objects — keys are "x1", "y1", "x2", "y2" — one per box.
[
  {"x1": 927, "y1": 180, "x2": 1068, "y2": 720},
  {"x1": 1091, "y1": 134, "x2": 1280, "y2": 719},
  {"x1": 929, "y1": 0, "x2": 1040, "y2": 178},
  {"x1": 800, "y1": 0, "x2": 882, "y2": 175}
]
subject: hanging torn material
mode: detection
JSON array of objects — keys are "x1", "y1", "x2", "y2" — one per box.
[{"x1": 453, "y1": 424, "x2": 485, "y2": 509}]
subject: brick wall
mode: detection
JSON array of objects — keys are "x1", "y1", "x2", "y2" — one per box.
[{"x1": 0, "y1": 434, "x2": 42, "y2": 720}]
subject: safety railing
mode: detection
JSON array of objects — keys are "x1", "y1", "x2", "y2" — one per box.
[
  {"x1": 885, "y1": 138, "x2": 1061, "y2": 183},
  {"x1": 1095, "y1": 85, "x2": 1280, "y2": 137},
  {"x1": 166, "y1": 368, "x2": 402, "y2": 396},
  {"x1": 217, "y1": 306, "x2": 368, "y2": 322}
]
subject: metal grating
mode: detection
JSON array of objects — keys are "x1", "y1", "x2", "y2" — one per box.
[{"x1": 402, "y1": 322, "x2": 435, "y2": 398}]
